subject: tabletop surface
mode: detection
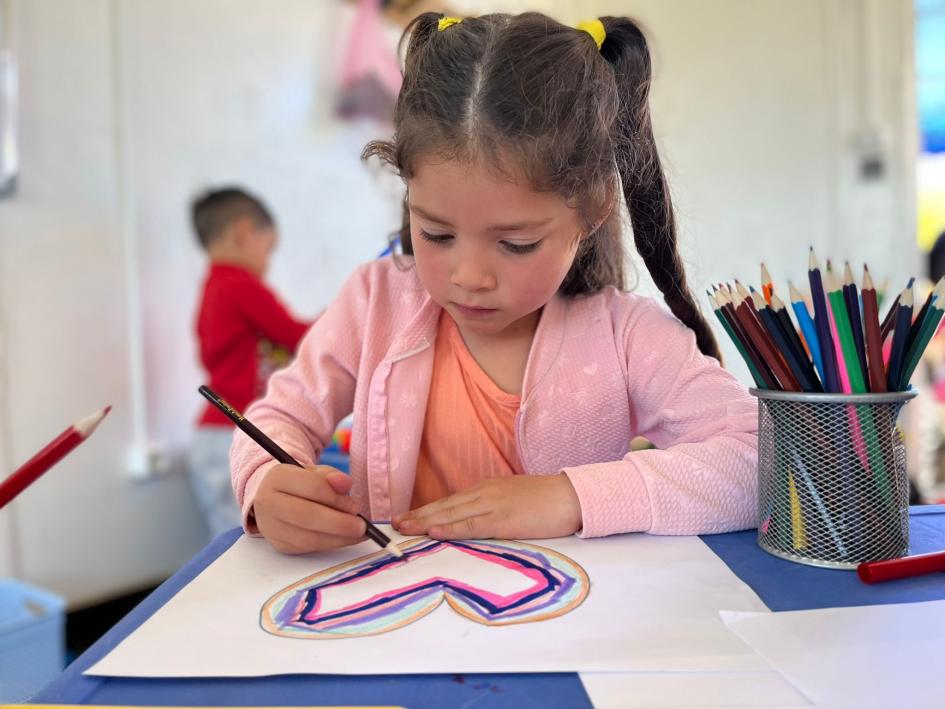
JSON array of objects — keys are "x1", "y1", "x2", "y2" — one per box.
[{"x1": 33, "y1": 505, "x2": 945, "y2": 708}]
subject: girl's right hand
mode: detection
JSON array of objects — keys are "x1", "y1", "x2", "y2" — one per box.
[{"x1": 253, "y1": 464, "x2": 366, "y2": 554}]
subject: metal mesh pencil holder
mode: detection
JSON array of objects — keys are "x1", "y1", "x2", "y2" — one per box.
[{"x1": 751, "y1": 388, "x2": 916, "y2": 569}]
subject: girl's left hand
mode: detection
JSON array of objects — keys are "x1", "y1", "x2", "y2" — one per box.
[{"x1": 392, "y1": 473, "x2": 582, "y2": 540}]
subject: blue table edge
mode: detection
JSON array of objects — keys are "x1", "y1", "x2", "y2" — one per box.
[{"x1": 31, "y1": 505, "x2": 945, "y2": 706}]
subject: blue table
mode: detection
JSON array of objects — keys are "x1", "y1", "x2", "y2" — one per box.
[{"x1": 34, "y1": 506, "x2": 945, "y2": 708}]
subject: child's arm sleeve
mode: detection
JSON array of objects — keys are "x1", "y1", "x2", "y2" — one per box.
[
  {"x1": 562, "y1": 301, "x2": 759, "y2": 537},
  {"x1": 230, "y1": 267, "x2": 368, "y2": 533},
  {"x1": 238, "y1": 278, "x2": 312, "y2": 352}
]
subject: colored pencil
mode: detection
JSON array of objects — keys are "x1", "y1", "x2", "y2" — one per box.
[
  {"x1": 785, "y1": 440, "x2": 847, "y2": 557},
  {"x1": 732, "y1": 290, "x2": 800, "y2": 391},
  {"x1": 808, "y1": 248, "x2": 841, "y2": 392},
  {"x1": 709, "y1": 290, "x2": 763, "y2": 387},
  {"x1": 826, "y1": 270, "x2": 867, "y2": 393},
  {"x1": 789, "y1": 281, "x2": 826, "y2": 387},
  {"x1": 857, "y1": 548, "x2": 945, "y2": 583},
  {"x1": 908, "y1": 283, "x2": 935, "y2": 342},
  {"x1": 899, "y1": 279, "x2": 945, "y2": 389},
  {"x1": 885, "y1": 286, "x2": 914, "y2": 391},
  {"x1": 752, "y1": 292, "x2": 817, "y2": 392},
  {"x1": 906, "y1": 277, "x2": 943, "y2": 359},
  {"x1": 742, "y1": 281, "x2": 792, "y2": 374},
  {"x1": 735, "y1": 280, "x2": 769, "y2": 338},
  {"x1": 761, "y1": 262, "x2": 774, "y2": 304},
  {"x1": 880, "y1": 277, "x2": 915, "y2": 342},
  {"x1": 824, "y1": 262, "x2": 852, "y2": 393},
  {"x1": 843, "y1": 262, "x2": 869, "y2": 388},
  {"x1": 716, "y1": 288, "x2": 778, "y2": 389},
  {"x1": 861, "y1": 265, "x2": 887, "y2": 393},
  {"x1": 788, "y1": 471, "x2": 808, "y2": 550},
  {"x1": 879, "y1": 293, "x2": 900, "y2": 342},
  {"x1": 708, "y1": 290, "x2": 765, "y2": 388},
  {"x1": 770, "y1": 293, "x2": 822, "y2": 391},
  {"x1": 0, "y1": 406, "x2": 111, "y2": 509},
  {"x1": 197, "y1": 385, "x2": 404, "y2": 558}
]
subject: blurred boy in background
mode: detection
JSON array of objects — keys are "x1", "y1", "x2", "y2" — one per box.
[{"x1": 189, "y1": 187, "x2": 314, "y2": 540}]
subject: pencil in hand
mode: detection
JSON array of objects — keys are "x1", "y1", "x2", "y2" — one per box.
[{"x1": 198, "y1": 385, "x2": 404, "y2": 559}]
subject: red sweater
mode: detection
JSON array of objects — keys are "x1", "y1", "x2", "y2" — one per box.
[{"x1": 196, "y1": 263, "x2": 310, "y2": 427}]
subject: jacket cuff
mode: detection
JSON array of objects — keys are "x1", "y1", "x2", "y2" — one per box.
[{"x1": 562, "y1": 462, "x2": 652, "y2": 538}]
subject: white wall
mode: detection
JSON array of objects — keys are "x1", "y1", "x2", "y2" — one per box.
[
  {"x1": 0, "y1": 0, "x2": 201, "y2": 606},
  {"x1": 462, "y1": 0, "x2": 917, "y2": 379},
  {"x1": 0, "y1": 0, "x2": 400, "y2": 608},
  {"x1": 0, "y1": 0, "x2": 917, "y2": 607},
  {"x1": 118, "y1": 0, "x2": 401, "y2": 459}
]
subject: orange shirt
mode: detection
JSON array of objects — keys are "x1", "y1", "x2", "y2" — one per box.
[{"x1": 411, "y1": 313, "x2": 523, "y2": 508}]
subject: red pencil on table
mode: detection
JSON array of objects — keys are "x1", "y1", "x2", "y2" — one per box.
[
  {"x1": 0, "y1": 405, "x2": 111, "y2": 508},
  {"x1": 857, "y1": 549, "x2": 945, "y2": 584}
]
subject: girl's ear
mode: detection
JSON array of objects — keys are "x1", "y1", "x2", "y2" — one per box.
[{"x1": 583, "y1": 177, "x2": 619, "y2": 239}]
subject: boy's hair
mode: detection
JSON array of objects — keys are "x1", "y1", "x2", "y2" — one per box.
[
  {"x1": 191, "y1": 187, "x2": 275, "y2": 250},
  {"x1": 363, "y1": 13, "x2": 720, "y2": 361}
]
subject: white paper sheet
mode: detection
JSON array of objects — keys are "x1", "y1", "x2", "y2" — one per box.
[
  {"x1": 722, "y1": 600, "x2": 945, "y2": 708},
  {"x1": 87, "y1": 529, "x2": 770, "y2": 677},
  {"x1": 579, "y1": 671, "x2": 811, "y2": 708}
]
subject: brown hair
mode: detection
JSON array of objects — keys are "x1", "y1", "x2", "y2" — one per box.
[
  {"x1": 190, "y1": 187, "x2": 274, "y2": 250},
  {"x1": 363, "y1": 12, "x2": 720, "y2": 360}
]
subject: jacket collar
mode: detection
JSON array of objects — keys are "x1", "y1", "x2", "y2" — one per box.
[
  {"x1": 380, "y1": 262, "x2": 570, "y2": 394},
  {"x1": 521, "y1": 292, "x2": 568, "y2": 403}
]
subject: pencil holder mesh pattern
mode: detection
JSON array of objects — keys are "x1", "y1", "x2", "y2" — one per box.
[{"x1": 752, "y1": 389, "x2": 916, "y2": 569}]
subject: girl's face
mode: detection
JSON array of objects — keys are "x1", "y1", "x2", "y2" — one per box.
[{"x1": 408, "y1": 158, "x2": 583, "y2": 340}]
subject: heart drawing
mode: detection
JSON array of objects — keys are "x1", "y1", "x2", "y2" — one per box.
[{"x1": 260, "y1": 538, "x2": 590, "y2": 639}]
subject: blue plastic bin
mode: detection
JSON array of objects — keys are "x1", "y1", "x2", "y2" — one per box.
[{"x1": 0, "y1": 579, "x2": 65, "y2": 702}]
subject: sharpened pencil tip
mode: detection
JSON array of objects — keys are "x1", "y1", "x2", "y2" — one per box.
[{"x1": 387, "y1": 542, "x2": 405, "y2": 559}]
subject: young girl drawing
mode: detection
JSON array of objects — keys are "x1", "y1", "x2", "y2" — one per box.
[{"x1": 230, "y1": 13, "x2": 758, "y2": 554}]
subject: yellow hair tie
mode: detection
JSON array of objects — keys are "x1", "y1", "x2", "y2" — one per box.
[
  {"x1": 576, "y1": 19, "x2": 606, "y2": 50},
  {"x1": 438, "y1": 16, "x2": 462, "y2": 32}
]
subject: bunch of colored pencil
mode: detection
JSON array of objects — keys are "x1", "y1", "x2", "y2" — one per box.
[{"x1": 708, "y1": 248, "x2": 945, "y2": 394}]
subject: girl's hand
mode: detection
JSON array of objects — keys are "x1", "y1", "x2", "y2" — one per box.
[
  {"x1": 254, "y1": 464, "x2": 366, "y2": 554},
  {"x1": 392, "y1": 474, "x2": 582, "y2": 540}
]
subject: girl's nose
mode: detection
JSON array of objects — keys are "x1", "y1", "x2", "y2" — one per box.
[{"x1": 450, "y1": 257, "x2": 497, "y2": 292}]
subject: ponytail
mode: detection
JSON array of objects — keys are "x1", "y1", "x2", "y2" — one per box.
[{"x1": 599, "y1": 17, "x2": 722, "y2": 362}]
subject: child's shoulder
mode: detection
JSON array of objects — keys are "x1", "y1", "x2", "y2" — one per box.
[
  {"x1": 335, "y1": 256, "x2": 428, "y2": 316},
  {"x1": 345, "y1": 256, "x2": 424, "y2": 296},
  {"x1": 569, "y1": 287, "x2": 696, "y2": 345},
  {"x1": 572, "y1": 286, "x2": 676, "y2": 324}
]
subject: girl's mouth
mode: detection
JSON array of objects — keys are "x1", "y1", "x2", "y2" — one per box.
[{"x1": 453, "y1": 303, "x2": 498, "y2": 318}]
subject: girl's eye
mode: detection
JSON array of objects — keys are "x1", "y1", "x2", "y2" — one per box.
[
  {"x1": 502, "y1": 240, "x2": 542, "y2": 255},
  {"x1": 418, "y1": 229, "x2": 453, "y2": 245}
]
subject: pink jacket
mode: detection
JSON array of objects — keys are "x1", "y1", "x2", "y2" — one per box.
[{"x1": 231, "y1": 257, "x2": 759, "y2": 538}]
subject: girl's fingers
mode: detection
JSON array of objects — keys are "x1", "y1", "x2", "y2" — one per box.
[
  {"x1": 324, "y1": 470, "x2": 354, "y2": 496},
  {"x1": 428, "y1": 513, "x2": 494, "y2": 540},
  {"x1": 395, "y1": 489, "x2": 482, "y2": 526},
  {"x1": 274, "y1": 467, "x2": 359, "y2": 515},
  {"x1": 261, "y1": 516, "x2": 363, "y2": 555},
  {"x1": 397, "y1": 497, "x2": 490, "y2": 534},
  {"x1": 268, "y1": 491, "x2": 366, "y2": 538}
]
